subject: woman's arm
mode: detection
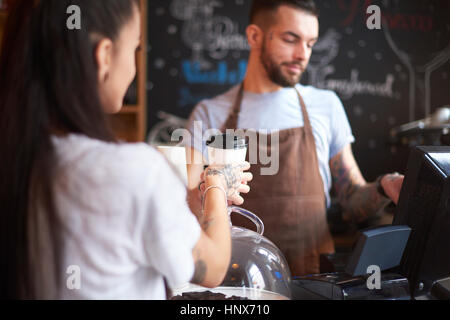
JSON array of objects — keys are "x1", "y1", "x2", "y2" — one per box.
[
  {"x1": 186, "y1": 147, "x2": 205, "y2": 220},
  {"x1": 190, "y1": 163, "x2": 251, "y2": 288},
  {"x1": 190, "y1": 173, "x2": 229, "y2": 287}
]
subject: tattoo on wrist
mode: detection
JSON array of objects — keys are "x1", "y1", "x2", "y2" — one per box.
[
  {"x1": 343, "y1": 184, "x2": 391, "y2": 223},
  {"x1": 206, "y1": 168, "x2": 224, "y2": 177},
  {"x1": 206, "y1": 164, "x2": 244, "y2": 196}
]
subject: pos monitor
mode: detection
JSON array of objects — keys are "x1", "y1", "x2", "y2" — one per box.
[{"x1": 393, "y1": 146, "x2": 450, "y2": 298}]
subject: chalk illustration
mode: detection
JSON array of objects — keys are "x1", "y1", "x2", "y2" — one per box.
[
  {"x1": 170, "y1": 0, "x2": 248, "y2": 70},
  {"x1": 305, "y1": 28, "x2": 396, "y2": 100},
  {"x1": 305, "y1": 28, "x2": 341, "y2": 86},
  {"x1": 381, "y1": 0, "x2": 450, "y2": 121}
]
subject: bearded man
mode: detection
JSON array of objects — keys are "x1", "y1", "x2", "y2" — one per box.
[{"x1": 184, "y1": 0, "x2": 404, "y2": 276}]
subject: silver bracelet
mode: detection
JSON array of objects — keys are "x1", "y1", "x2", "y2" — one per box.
[{"x1": 201, "y1": 185, "x2": 228, "y2": 214}]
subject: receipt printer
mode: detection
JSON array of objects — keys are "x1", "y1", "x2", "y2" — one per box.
[{"x1": 291, "y1": 225, "x2": 412, "y2": 300}]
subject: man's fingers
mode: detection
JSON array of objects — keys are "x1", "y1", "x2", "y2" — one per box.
[
  {"x1": 392, "y1": 176, "x2": 404, "y2": 205},
  {"x1": 383, "y1": 174, "x2": 404, "y2": 205}
]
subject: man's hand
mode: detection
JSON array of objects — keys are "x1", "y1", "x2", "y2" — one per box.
[{"x1": 380, "y1": 173, "x2": 404, "y2": 205}]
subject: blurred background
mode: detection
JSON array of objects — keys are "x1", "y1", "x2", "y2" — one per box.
[
  {"x1": 1, "y1": 0, "x2": 449, "y2": 180},
  {"x1": 145, "y1": 0, "x2": 450, "y2": 181},
  {"x1": 144, "y1": 0, "x2": 450, "y2": 243},
  {"x1": 1, "y1": 0, "x2": 449, "y2": 241}
]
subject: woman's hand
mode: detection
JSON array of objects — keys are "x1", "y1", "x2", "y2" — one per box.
[
  {"x1": 200, "y1": 162, "x2": 252, "y2": 206},
  {"x1": 192, "y1": 163, "x2": 252, "y2": 288}
]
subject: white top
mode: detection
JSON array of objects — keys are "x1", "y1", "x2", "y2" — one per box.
[
  {"x1": 33, "y1": 134, "x2": 201, "y2": 299},
  {"x1": 185, "y1": 84, "x2": 355, "y2": 207}
]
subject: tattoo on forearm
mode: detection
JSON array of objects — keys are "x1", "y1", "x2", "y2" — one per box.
[
  {"x1": 345, "y1": 184, "x2": 389, "y2": 222},
  {"x1": 331, "y1": 153, "x2": 360, "y2": 196},
  {"x1": 191, "y1": 259, "x2": 207, "y2": 284},
  {"x1": 331, "y1": 152, "x2": 388, "y2": 222},
  {"x1": 201, "y1": 218, "x2": 214, "y2": 231}
]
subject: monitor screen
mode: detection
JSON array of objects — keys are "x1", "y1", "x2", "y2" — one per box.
[{"x1": 393, "y1": 146, "x2": 450, "y2": 298}]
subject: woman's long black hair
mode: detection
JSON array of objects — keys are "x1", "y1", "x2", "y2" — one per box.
[{"x1": 0, "y1": 0, "x2": 139, "y2": 299}]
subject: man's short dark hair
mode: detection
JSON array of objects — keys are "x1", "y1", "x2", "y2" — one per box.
[{"x1": 250, "y1": 0, "x2": 319, "y2": 27}]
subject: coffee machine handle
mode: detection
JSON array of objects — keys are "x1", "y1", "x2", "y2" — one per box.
[{"x1": 228, "y1": 206, "x2": 265, "y2": 236}]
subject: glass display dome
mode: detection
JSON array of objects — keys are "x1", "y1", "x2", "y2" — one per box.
[{"x1": 172, "y1": 206, "x2": 292, "y2": 300}]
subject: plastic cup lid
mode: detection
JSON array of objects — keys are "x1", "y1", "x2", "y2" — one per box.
[{"x1": 206, "y1": 133, "x2": 248, "y2": 150}]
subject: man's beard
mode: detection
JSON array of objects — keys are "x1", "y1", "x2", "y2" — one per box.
[{"x1": 260, "y1": 42, "x2": 304, "y2": 88}]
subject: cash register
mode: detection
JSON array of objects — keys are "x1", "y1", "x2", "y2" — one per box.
[{"x1": 291, "y1": 146, "x2": 450, "y2": 300}]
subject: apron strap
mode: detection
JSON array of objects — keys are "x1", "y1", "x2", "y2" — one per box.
[
  {"x1": 295, "y1": 88, "x2": 313, "y2": 134},
  {"x1": 221, "y1": 84, "x2": 244, "y2": 131}
]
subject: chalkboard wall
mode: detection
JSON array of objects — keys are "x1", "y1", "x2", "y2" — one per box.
[{"x1": 146, "y1": 0, "x2": 450, "y2": 181}]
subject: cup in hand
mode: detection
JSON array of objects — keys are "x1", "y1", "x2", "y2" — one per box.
[{"x1": 206, "y1": 133, "x2": 248, "y2": 166}]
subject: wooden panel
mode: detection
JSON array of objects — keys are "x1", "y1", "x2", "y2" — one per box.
[
  {"x1": 0, "y1": 11, "x2": 7, "y2": 48},
  {"x1": 109, "y1": 113, "x2": 139, "y2": 143}
]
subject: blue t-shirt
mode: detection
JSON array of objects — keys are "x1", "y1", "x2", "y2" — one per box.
[{"x1": 184, "y1": 84, "x2": 355, "y2": 207}]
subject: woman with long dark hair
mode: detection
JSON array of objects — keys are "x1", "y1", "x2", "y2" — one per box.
[{"x1": 0, "y1": 0, "x2": 251, "y2": 299}]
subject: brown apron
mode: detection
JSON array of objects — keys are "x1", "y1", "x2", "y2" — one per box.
[{"x1": 222, "y1": 85, "x2": 335, "y2": 276}]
